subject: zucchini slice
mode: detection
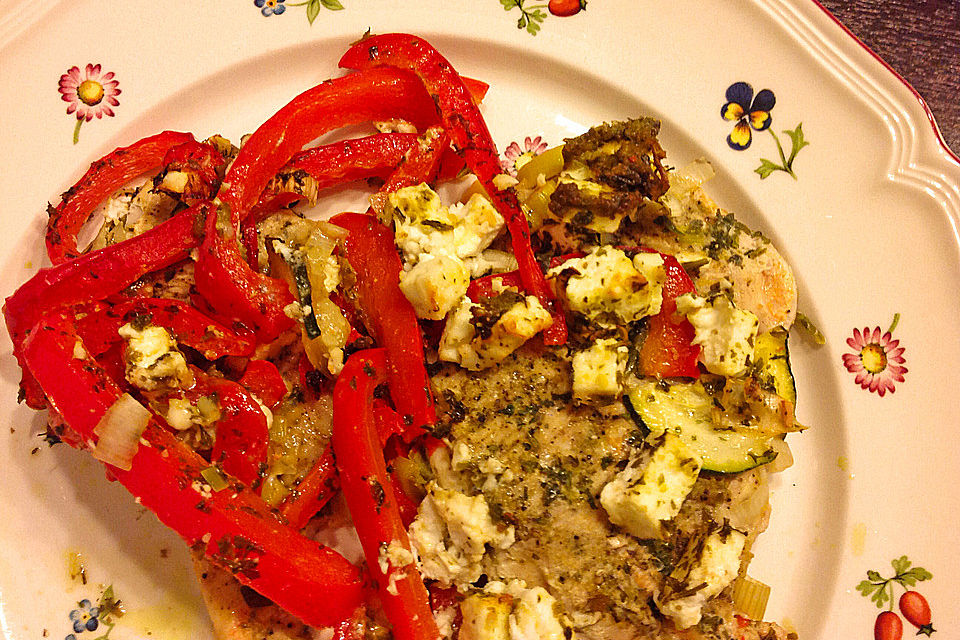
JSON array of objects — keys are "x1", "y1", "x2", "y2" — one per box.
[
  {"x1": 624, "y1": 380, "x2": 776, "y2": 473},
  {"x1": 751, "y1": 327, "x2": 796, "y2": 405},
  {"x1": 272, "y1": 241, "x2": 321, "y2": 339}
]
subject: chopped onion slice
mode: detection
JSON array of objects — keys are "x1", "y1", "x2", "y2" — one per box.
[
  {"x1": 766, "y1": 436, "x2": 795, "y2": 473},
  {"x1": 92, "y1": 393, "x2": 152, "y2": 470}
]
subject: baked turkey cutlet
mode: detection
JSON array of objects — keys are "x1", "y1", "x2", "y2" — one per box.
[{"x1": 5, "y1": 34, "x2": 804, "y2": 640}]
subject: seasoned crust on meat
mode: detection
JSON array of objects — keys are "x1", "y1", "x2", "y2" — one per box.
[{"x1": 430, "y1": 345, "x2": 778, "y2": 639}]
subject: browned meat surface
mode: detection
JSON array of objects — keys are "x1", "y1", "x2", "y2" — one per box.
[{"x1": 430, "y1": 346, "x2": 783, "y2": 640}]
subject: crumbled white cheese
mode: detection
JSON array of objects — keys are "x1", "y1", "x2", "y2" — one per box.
[
  {"x1": 550, "y1": 246, "x2": 664, "y2": 325},
  {"x1": 658, "y1": 528, "x2": 747, "y2": 629},
  {"x1": 435, "y1": 603, "x2": 460, "y2": 640},
  {"x1": 508, "y1": 584, "x2": 567, "y2": 640},
  {"x1": 388, "y1": 184, "x2": 505, "y2": 266},
  {"x1": 118, "y1": 323, "x2": 193, "y2": 391},
  {"x1": 675, "y1": 293, "x2": 759, "y2": 376},
  {"x1": 460, "y1": 581, "x2": 569, "y2": 640},
  {"x1": 572, "y1": 338, "x2": 628, "y2": 399},
  {"x1": 399, "y1": 255, "x2": 471, "y2": 320},
  {"x1": 438, "y1": 295, "x2": 553, "y2": 371},
  {"x1": 378, "y1": 539, "x2": 417, "y2": 574},
  {"x1": 408, "y1": 482, "x2": 515, "y2": 586},
  {"x1": 600, "y1": 433, "x2": 702, "y2": 540}
]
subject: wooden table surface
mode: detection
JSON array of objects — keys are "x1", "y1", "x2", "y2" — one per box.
[{"x1": 816, "y1": 0, "x2": 960, "y2": 155}]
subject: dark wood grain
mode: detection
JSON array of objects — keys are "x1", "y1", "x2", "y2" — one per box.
[{"x1": 817, "y1": 0, "x2": 960, "y2": 155}]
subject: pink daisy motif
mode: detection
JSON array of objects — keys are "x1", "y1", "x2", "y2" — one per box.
[
  {"x1": 501, "y1": 135, "x2": 549, "y2": 176},
  {"x1": 58, "y1": 64, "x2": 121, "y2": 143},
  {"x1": 842, "y1": 318, "x2": 907, "y2": 397}
]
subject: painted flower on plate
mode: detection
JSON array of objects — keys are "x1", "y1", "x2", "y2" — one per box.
[
  {"x1": 721, "y1": 81, "x2": 775, "y2": 150},
  {"x1": 68, "y1": 599, "x2": 100, "y2": 634},
  {"x1": 255, "y1": 0, "x2": 286, "y2": 16},
  {"x1": 59, "y1": 64, "x2": 120, "y2": 122},
  {"x1": 842, "y1": 325, "x2": 907, "y2": 397},
  {"x1": 501, "y1": 135, "x2": 548, "y2": 176}
]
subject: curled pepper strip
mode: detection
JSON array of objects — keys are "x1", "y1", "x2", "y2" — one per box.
[
  {"x1": 22, "y1": 310, "x2": 365, "y2": 627},
  {"x1": 169, "y1": 366, "x2": 271, "y2": 488},
  {"x1": 333, "y1": 212, "x2": 434, "y2": 436},
  {"x1": 370, "y1": 126, "x2": 451, "y2": 215},
  {"x1": 46, "y1": 130, "x2": 195, "y2": 265},
  {"x1": 276, "y1": 132, "x2": 420, "y2": 196},
  {"x1": 4, "y1": 203, "x2": 208, "y2": 408},
  {"x1": 219, "y1": 67, "x2": 442, "y2": 226},
  {"x1": 339, "y1": 34, "x2": 567, "y2": 345},
  {"x1": 269, "y1": 78, "x2": 488, "y2": 202},
  {"x1": 156, "y1": 139, "x2": 228, "y2": 200},
  {"x1": 194, "y1": 206, "x2": 295, "y2": 342},
  {"x1": 332, "y1": 349, "x2": 440, "y2": 640}
]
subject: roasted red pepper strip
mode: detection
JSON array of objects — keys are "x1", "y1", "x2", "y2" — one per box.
[
  {"x1": 22, "y1": 311, "x2": 365, "y2": 625},
  {"x1": 182, "y1": 367, "x2": 271, "y2": 487},
  {"x1": 339, "y1": 34, "x2": 566, "y2": 345},
  {"x1": 276, "y1": 132, "x2": 419, "y2": 195},
  {"x1": 219, "y1": 67, "x2": 441, "y2": 225},
  {"x1": 46, "y1": 131, "x2": 195, "y2": 265},
  {"x1": 4, "y1": 203, "x2": 208, "y2": 408},
  {"x1": 465, "y1": 270, "x2": 523, "y2": 301},
  {"x1": 280, "y1": 444, "x2": 338, "y2": 531},
  {"x1": 332, "y1": 349, "x2": 439, "y2": 640},
  {"x1": 332, "y1": 212, "x2": 434, "y2": 436},
  {"x1": 639, "y1": 253, "x2": 701, "y2": 378},
  {"x1": 157, "y1": 139, "x2": 227, "y2": 200},
  {"x1": 194, "y1": 206, "x2": 295, "y2": 342},
  {"x1": 75, "y1": 297, "x2": 255, "y2": 360},
  {"x1": 238, "y1": 359, "x2": 288, "y2": 409},
  {"x1": 370, "y1": 126, "x2": 451, "y2": 215}
]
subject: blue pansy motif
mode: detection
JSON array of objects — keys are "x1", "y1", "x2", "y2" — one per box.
[
  {"x1": 68, "y1": 599, "x2": 100, "y2": 634},
  {"x1": 254, "y1": 0, "x2": 286, "y2": 16},
  {"x1": 721, "y1": 82, "x2": 775, "y2": 150}
]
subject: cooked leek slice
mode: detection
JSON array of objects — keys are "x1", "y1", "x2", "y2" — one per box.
[{"x1": 731, "y1": 575, "x2": 771, "y2": 620}]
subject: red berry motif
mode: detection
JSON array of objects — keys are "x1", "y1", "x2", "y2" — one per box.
[
  {"x1": 548, "y1": 0, "x2": 584, "y2": 17},
  {"x1": 875, "y1": 611, "x2": 904, "y2": 640},
  {"x1": 899, "y1": 591, "x2": 935, "y2": 636}
]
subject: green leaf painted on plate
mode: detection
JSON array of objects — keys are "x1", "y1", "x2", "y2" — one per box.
[
  {"x1": 857, "y1": 556, "x2": 934, "y2": 610},
  {"x1": 306, "y1": 0, "x2": 321, "y2": 23}
]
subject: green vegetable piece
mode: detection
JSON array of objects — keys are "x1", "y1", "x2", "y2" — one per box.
[{"x1": 624, "y1": 380, "x2": 777, "y2": 474}]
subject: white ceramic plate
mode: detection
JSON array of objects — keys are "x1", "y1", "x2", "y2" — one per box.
[{"x1": 1, "y1": 1, "x2": 958, "y2": 639}]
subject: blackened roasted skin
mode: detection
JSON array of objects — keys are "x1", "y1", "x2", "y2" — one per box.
[{"x1": 559, "y1": 118, "x2": 670, "y2": 199}]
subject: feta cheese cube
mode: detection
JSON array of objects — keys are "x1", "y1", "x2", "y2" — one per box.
[
  {"x1": 572, "y1": 338, "x2": 628, "y2": 399},
  {"x1": 452, "y1": 194, "x2": 506, "y2": 259},
  {"x1": 509, "y1": 585, "x2": 567, "y2": 640},
  {"x1": 658, "y1": 528, "x2": 747, "y2": 629},
  {"x1": 675, "y1": 293, "x2": 759, "y2": 376},
  {"x1": 399, "y1": 255, "x2": 471, "y2": 320},
  {"x1": 118, "y1": 323, "x2": 193, "y2": 391},
  {"x1": 600, "y1": 433, "x2": 702, "y2": 539},
  {"x1": 388, "y1": 184, "x2": 505, "y2": 266},
  {"x1": 460, "y1": 581, "x2": 569, "y2": 640},
  {"x1": 552, "y1": 246, "x2": 664, "y2": 325},
  {"x1": 408, "y1": 483, "x2": 514, "y2": 586},
  {"x1": 439, "y1": 295, "x2": 553, "y2": 371}
]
